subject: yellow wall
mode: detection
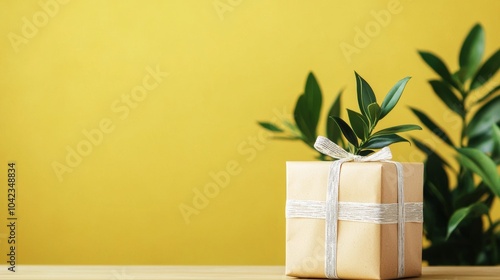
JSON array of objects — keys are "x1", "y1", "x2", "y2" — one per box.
[{"x1": 0, "y1": 0, "x2": 498, "y2": 265}]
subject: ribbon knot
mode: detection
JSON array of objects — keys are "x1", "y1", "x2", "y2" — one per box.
[{"x1": 314, "y1": 136, "x2": 393, "y2": 162}]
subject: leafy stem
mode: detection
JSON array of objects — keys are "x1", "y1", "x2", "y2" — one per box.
[
  {"x1": 414, "y1": 23, "x2": 500, "y2": 265},
  {"x1": 258, "y1": 72, "x2": 347, "y2": 159},
  {"x1": 332, "y1": 73, "x2": 421, "y2": 155}
]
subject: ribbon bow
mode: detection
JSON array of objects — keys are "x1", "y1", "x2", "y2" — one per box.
[
  {"x1": 312, "y1": 136, "x2": 405, "y2": 279},
  {"x1": 314, "y1": 136, "x2": 393, "y2": 162}
]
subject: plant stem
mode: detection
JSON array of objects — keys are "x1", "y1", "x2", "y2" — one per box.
[
  {"x1": 460, "y1": 91, "x2": 468, "y2": 148},
  {"x1": 460, "y1": 114, "x2": 467, "y2": 148},
  {"x1": 456, "y1": 92, "x2": 468, "y2": 189}
]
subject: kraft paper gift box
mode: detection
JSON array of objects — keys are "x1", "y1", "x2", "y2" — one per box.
[{"x1": 285, "y1": 160, "x2": 423, "y2": 279}]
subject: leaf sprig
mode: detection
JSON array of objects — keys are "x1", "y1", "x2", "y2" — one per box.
[
  {"x1": 333, "y1": 72, "x2": 421, "y2": 155},
  {"x1": 412, "y1": 23, "x2": 500, "y2": 265},
  {"x1": 258, "y1": 72, "x2": 345, "y2": 160}
]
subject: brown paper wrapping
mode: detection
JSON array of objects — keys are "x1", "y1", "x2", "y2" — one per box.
[{"x1": 286, "y1": 161, "x2": 423, "y2": 279}]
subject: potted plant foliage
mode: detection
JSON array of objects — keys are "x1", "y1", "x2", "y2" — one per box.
[{"x1": 412, "y1": 23, "x2": 500, "y2": 265}]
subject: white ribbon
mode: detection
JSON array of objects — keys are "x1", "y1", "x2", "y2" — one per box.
[
  {"x1": 286, "y1": 200, "x2": 423, "y2": 224},
  {"x1": 312, "y1": 136, "x2": 406, "y2": 279},
  {"x1": 314, "y1": 136, "x2": 393, "y2": 162}
]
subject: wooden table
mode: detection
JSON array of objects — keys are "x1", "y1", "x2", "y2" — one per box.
[{"x1": 0, "y1": 266, "x2": 499, "y2": 279}]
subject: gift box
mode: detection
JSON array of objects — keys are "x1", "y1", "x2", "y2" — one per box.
[{"x1": 285, "y1": 160, "x2": 423, "y2": 279}]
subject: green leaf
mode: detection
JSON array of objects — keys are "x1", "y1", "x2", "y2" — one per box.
[
  {"x1": 470, "y1": 49, "x2": 500, "y2": 90},
  {"x1": 466, "y1": 95, "x2": 500, "y2": 138},
  {"x1": 283, "y1": 120, "x2": 300, "y2": 134},
  {"x1": 425, "y1": 181, "x2": 449, "y2": 217},
  {"x1": 373, "y1": 124, "x2": 422, "y2": 137},
  {"x1": 411, "y1": 137, "x2": 434, "y2": 155},
  {"x1": 475, "y1": 85, "x2": 500, "y2": 105},
  {"x1": 347, "y1": 109, "x2": 369, "y2": 141},
  {"x1": 484, "y1": 192, "x2": 496, "y2": 210},
  {"x1": 271, "y1": 136, "x2": 302, "y2": 140},
  {"x1": 380, "y1": 76, "x2": 411, "y2": 119},
  {"x1": 423, "y1": 180, "x2": 450, "y2": 244},
  {"x1": 453, "y1": 169, "x2": 476, "y2": 198},
  {"x1": 425, "y1": 153, "x2": 452, "y2": 212},
  {"x1": 257, "y1": 122, "x2": 283, "y2": 132},
  {"x1": 305, "y1": 72, "x2": 322, "y2": 123},
  {"x1": 458, "y1": 24, "x2": 485, "y2": 82},
  {"x1": 293, "y1": 94, "x2": 315, "y2": 146},
  {"x1": 331, "y1": 116, "x2": 358, "y2": 147},
  {"x1": 468, "y1": 131, "x2": 498, "y2": 155},
  {"x1": 358, "y1": 149, "x2": 374, "y2": 156},
  {"x1": 410, "y1": 107, "x2": 455, "y2": 147},
  {"x1": 492, "y1": 124, "x2": 500, "y2": 163},
  {"x1": 362, "y1": 134, "x2": 409, "y2": 149},
  {"x1": 457, "y1": 148, "x2": 500, "y2": 197},
  {"x1": 293, "y1": 72, "x2": 323, "y2": 146},
  {"x1": 447, "y1": 202, "x2": 490, "y2": 239},
  {"x1": 326, "y1": 90, "x2": 344, "y2": 145},
  {"x1": 411, "y1": 137, "x2": 453, "y2": 170},
  {"x1": 418, "y1": 50, "x2": 459, "y2": 90},
  {"x1": 455, "y1": 182, "x2": 489, "y2": 209},
  {"x1": 355, "y1": 72, "x2": 377, "y2": 117},
  {"x1": 428, "y1": 80, "x2": 465, "y2": 116},
  {"x1": 367, "y1": 102, "x2": 381, "y2": 129}
]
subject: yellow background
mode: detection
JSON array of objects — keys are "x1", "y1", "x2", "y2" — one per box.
[{"x1": 0, "y1": 0, "x2": 499, "y2": 265}]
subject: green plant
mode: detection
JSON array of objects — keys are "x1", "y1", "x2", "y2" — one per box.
[
  {"x1": 258, "y1": 72, "x2": 421, "y2": 157},
  {"x1": 412, "y1": 23, "x2": 500, "y2": 265},
  {"x1": 330, "y1": 73, "x2": 421, "y2": 155},
  {"x1": 258, "y1": 72, "x2": 345, "y2": 160}
]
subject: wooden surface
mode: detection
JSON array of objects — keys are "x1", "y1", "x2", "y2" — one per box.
[{"x1": 0, "y1": 266, "x2": 499, "y2": 279}]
